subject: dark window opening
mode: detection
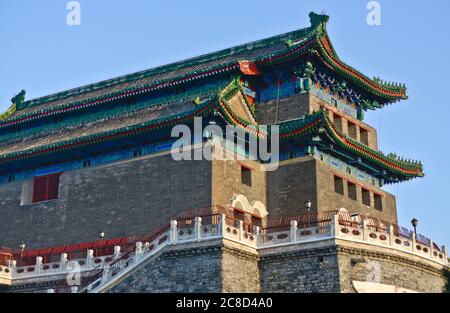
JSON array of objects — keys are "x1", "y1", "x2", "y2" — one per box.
[
  {"x1": 347, "y1": 182, "x2": 357, "y2": 201},
  {"x1": 362, "y1": 188, "x2": 371, "y2": 206},
  {"x1": 334, "y1": 176, "x2": 344, "y2": 195},
  {"x1": 32, "y1": 173, "x2": 61, "y2": 203},
  {"x1": 251, "y1": 216, "x2": 262, "y2": 227},
  {"x1": 241, "y1": 166, "x2": 252, "y2": 186},
  {"x1": 374, "y1": 194, "x2": 383, "y2": 211},
  {"x1": 333, "y1": 114, "x2": 343, "y2": 132},
  {"x1": 360, "y1": 128, "x2": 369, "y2": 146},
  {"x1": 348, "y1": 121, "x2": 357, "y2": 140}
]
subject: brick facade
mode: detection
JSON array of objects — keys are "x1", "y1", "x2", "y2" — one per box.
[
  {"x1": 108, "y1": 241, "x2": 260, "y2": 293},
  {"x1": 0, "y1": 152, "x2": 212, "y2": 249},
  {"x1": 266, "y1": 156, "x2": 398, "y2": 223},
  {"x1": 106, "y1": 238, "x2": 447, "y2": 293}
]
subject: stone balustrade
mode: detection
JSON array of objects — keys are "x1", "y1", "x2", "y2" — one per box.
[
  {"x1": 0, "y1": 250, "x2": 118, "y2": 283},
  {"x1": 337, "y1": 219, "x2": 447, "y2": 265},
  {"x1": 0, "y1": 211, "x2": 448, "y2": 292}
]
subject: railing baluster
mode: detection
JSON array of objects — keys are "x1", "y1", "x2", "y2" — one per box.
[
  {"x1": 169, "y1": 220, "x2": 178, "y2": 243},
  {"x1": 290, "y1": 220, "x2": 298, "y2": 242}
]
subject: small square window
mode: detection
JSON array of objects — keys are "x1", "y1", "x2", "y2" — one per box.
[
  {"x1": 362, "y1": 188, "x2": 371, "y2": 206},
  {"x1": 348, "y1": 122, "x2": 357, "y2": 139},
  {"x1": 333, "y1": 114, "x2": 343, "y2": 132},
  {"x1": 334, "y1": 176, "x2": 344, "y2": 195},
  {"x1": 347, "y1": 182, "x2": 357, "y2": 201},
  {"x1": 241, "y1": 166, "x2": 252, "y2": 186},
  {"x1": 360, "y1": 128, "x2": 369, "y2": 146},
  {"x1": 374, "y1": 194, "x2": 383, "y2": 211}
]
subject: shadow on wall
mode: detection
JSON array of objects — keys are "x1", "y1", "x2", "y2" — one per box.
[{"x1": 445, "y1": 268, "x2": 450, "y2": 293}]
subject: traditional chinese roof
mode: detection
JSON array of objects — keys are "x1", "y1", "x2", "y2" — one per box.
[
  {"x1": 0, "y1": 76, "x2": 422, "y2": 183},
  {"x1": 0, "y1": 12, "x2": 406, "y2": 129},
  {"x1": 0, "y1": 13, "x2": 419, "y2": 183},
  {"x1": 277, "y1": 110, "x2": 424, "y2": 182},
  {"x1": 218, "y1": 80, "x2": 423, "y2": 183}
]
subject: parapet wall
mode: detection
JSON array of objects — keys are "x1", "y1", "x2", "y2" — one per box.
[
  {"x1": 336, "y1": 240, "x2": 447, "y2": 293},
  {"x1": 108, "y1": 240, "x2": 260, "y2": 293},
  {"x1": 1, "y1": 212, "x2": 448, "y2": 293}
]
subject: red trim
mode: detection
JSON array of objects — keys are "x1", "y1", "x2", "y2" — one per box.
[
  {"x1": 1, "y1": 64, "x2": 238, "y2": 129},
  {"x1": 1, "y1": 100, "x2": 216, "y2": 163},
  {"x1": 238, "y1": 162, "x2": 253, "y2": 171}
]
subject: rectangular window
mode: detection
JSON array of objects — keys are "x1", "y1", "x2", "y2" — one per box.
[
  {"x1": 347, "y1": 182, "x2": 357, "y2": 200},
  {"x1": 362, "y1": 188, "x2": 371, "y2": 206},
  {"x1": 241, "y1": 166, "x2": 252, "y2": 186},
  {"x1": 360, "y1": 128, "x2": 369, "y2": 146},
  {"x1": 334, "y1": 176, "x2": 344, "y2": 195},
  {"x1": 348, "y1": 121, "x2": 357, "y2": 140},
  {"x1": 32, "y1": 173, "x2": 61, "y2": 203},
  {"x1": 333, "y1": 114, "x2": 343, "y2": 133},
  {"x1": 374, "y1": 193, "x2": 383, "y2": 211}
]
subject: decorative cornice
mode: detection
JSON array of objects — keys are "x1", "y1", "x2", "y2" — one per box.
[
  {"x1": 0, "y1": 97, "x2": 218, "y2": 165},
  {"x1": 0, "y1": 12, "x2": 407, "y2": 130},
  {"x1": 278, "y1": 110, "x2": 424, "y2": 180},
  {"x1": 336, "y1": 245, "x2": 446, "y2": 275}
]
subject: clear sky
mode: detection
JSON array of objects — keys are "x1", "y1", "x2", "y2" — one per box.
[{"x1": 1, "y1": 1, "x2": 449, "y2": 247}]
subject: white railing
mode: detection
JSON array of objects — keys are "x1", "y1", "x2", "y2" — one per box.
[
  {"x1": 0, "y1": 252, "x2": 117, "y2": 283},
  {"x1": 336, "y1": 219, "x2": 448, "y2": 264},
  {"x1": 1, "y1": 212, "x2": 448, "y2": 293}
]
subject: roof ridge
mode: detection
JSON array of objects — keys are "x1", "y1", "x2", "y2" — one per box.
[{"x1": 19, "y1": 25, "x2": 313, "y2": 110}]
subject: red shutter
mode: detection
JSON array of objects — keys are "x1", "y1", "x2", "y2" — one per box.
[
  {"x1": 32, "y1": 173, "x2": 61, "y2": 203},
  {"x1": 47, "y1": 173, "x2": 60, "y2": 200}
]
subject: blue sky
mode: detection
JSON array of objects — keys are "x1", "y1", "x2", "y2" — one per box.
[{"x1": 1, "y1": 0, "x2": 449, "y2": 246}]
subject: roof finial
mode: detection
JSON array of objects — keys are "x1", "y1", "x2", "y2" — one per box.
[
  {"x1": 309, "y1": 12, "x2": 330, "y2": 29},
  {"x1": 11, "y1": 90, "x2": 26, "y2": 107}
]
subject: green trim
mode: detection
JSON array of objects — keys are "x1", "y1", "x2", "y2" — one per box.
[
  {"x1": 0, "y1": 81, "x2": 226, "y2": 144},
  {"x1": 6, "y1": 12, "x2": 406, "y2": 127},
  {"x1": 0, "y1": 104, "x2": 16, "y2": 120},
  {"x1": 279, "y1": 110, "x2": 423, "y2": 179},
  {"x1": 0, "y1": 97, "x2": 219, "y2": 164}
]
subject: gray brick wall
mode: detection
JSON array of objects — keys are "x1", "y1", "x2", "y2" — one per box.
[
  {"x1": 0, "y1": 153, "x2": 212, "y2": 249},
  {"x1": 109, "y1": 243, "x2": 260, "y2": 293},
  {"x1": 259, "y1": 246, "x2": 340, "y2": 293},
  {"x1": 256, "y1": 93, "x2": 309, "y2": 125},
  {"x1": 336, "y1": 245, "x2": 447, "y2": 293},
  {"x1": 266, "y1": 157, "x2": 318, "y2": 217},
  {"x1": 221, "y1": 246, "x2": 260, "y2": 292},
  {"x1": 110, "y1": 246, "x2": 223, "y2": 293}
]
